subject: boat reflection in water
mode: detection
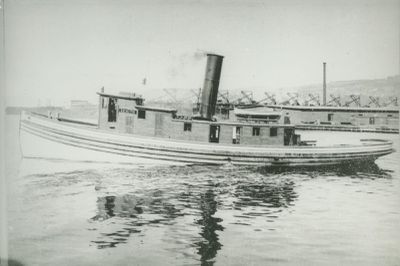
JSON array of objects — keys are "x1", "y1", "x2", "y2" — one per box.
[
  {"x1": 89, "y1": 165, "x2": 300, "y2": 264},
  {"x1": 88, "y1": 162, "x2": 391, "y2": 263},
  {"x1": 195, "y1": 189, "x2": 224, "y2": 265}
]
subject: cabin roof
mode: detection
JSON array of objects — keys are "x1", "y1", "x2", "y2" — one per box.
[
  {"x1": 234, "y1": 108, "x2": 281, "y2": 117},
  {"x1": 135, "y1": 105, "x2": 177, "y2": 113},
  {"x1": 172, "y1": 118, "x2": 294, "y2": 128},
  {"x1": 267, "y1": 105, "x2": 399, "y2": 113},
  {"x1": 97, "y1": 92, "x2": 143, "y2": 101}
]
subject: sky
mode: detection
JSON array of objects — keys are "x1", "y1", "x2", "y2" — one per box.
[{"x1": 3, "y1": 0, "x2": 400, "y2": 106}]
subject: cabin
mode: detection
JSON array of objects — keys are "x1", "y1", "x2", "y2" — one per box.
[
  {"x1": 97, "y1": 53, "x2": 299, "y2": 147},
  {"x1": 97, "y1": 92, "x2": 298, "y2": 147}
]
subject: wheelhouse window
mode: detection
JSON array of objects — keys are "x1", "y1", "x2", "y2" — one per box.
[
  {"x1": 138, "y1": 110, "x2": 146, "y2": 119},
  {"x1": 184, "y1": 122, "x2": 192, "y2": 132},
  {"x1": 252, "y1": 127, "x2": 260, "y2": 136},
  {"x1": 270, "y1": 127, "x2": 278, "y2": 137},
  {"x1": 135, "y1": 99, "x2": 144, "y2": 106},
  {"x1": 108, "y1": 98, "x2": 117, "y2": 122}
]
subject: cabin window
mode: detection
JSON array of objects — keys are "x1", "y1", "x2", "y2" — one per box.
[
  {"x1": 101, "y1": 98, "x2": 107, "y2": 109},
  {"x1": 252, "y1": 127, "x2": 260, "y2": 136},
  {"x1": 369, "y1": 117, "x2": 375, "y2": 125},
  {"x1": 284, "y1": 116, "x2": 290, "y2": 124},
  {"x1": 388, "y1": 114, "x2": 393, "y2": 118},
  {"x1": 108, "y1": 98, "x2": 117, "y2": 122},
  {"x1": 138, "y1": 110, "x2": 146, "y2": 119},
  {"x1": 328, "y1": 113, "x2": 333, "y2": 121},
  {"x1": 270, "y1": 127, "x2": 278, "y2": 137},
  {"x1": 184, "y1": 122, "x2": 192, "y2": 132},
  {"x1": 358, "y1": 113, "x2": 363, "y2": 117}
]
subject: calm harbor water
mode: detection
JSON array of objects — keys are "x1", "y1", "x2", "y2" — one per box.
[{"x1": 5, "y1": 115, "x2": 400, "y2": 266}]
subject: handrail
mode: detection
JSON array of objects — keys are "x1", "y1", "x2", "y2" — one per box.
[
  {"x1": 295, "y1": 124, "x2": 399, "y2": 134},
  {"x1": 29, "y1": 111, "x2": 98, "y2": 126}
]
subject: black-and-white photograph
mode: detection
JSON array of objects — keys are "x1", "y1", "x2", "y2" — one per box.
[{"x1": 0, "y1": 0, "x2": 399, "y2": 265}]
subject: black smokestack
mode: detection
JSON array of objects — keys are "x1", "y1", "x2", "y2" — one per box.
[{"x1": 200, "y1": 54, "x2": 224, "y2": 120}]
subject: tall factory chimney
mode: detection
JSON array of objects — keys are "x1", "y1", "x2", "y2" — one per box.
[
  {"x1": 323, "y1": 62, "x2": 327, "y2": 106},
  {"x1": 199, "y1": 53, "x2": 224, "y2": 120}
]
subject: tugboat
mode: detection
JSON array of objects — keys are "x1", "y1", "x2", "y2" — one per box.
[{"x1": 19, "y1": 54, "x2": 394, "y2": 166}]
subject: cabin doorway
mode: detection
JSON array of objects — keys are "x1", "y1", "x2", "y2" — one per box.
[
  {"x1": 155, "y1": 113, "x2": 163, "y2": 136},
  {"x1": 108, "y1": 98, "x2": 117, "y2": 122},
  {"x1": 125, "y1": 116, "x2": 134, "y2": 133},
  {"x1": 209, "y1": 125, "x2": 220, "y2": 143},
  {"x1": 284, "y1": 128, "x2": 294, "y2": 146},
  {"x1": 232, "y1": 126, "x2": 241, "y2": 144}
]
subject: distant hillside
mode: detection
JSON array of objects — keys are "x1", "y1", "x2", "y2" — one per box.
[
  {"x1": 270, "y1": 75, "x2": 399, "y2": 107},
  {"x1": 296, "y1": 75, "x2": 399, "y2": 96},
  {"x1": 298, "y1": 76, "x2": 400, "y2": 97}
]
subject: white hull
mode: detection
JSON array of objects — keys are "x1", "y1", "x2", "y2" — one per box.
[
  {"x1": 19, "y1": 112, "x2": 394, "y2": 167},
  {"x1": 20, "y1": 125, "x2": 174, "y2": 166},
  {"x1": 297, "y1": 130, "x2": 398, "y2": 146}
]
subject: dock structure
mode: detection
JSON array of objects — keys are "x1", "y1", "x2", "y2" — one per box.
[
  {"x1": 323, "y1": 62, "x2": 327, "y2": 106},
  {"x1": 265, "y1": 105, "x2": 399, "y2": 132}
]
